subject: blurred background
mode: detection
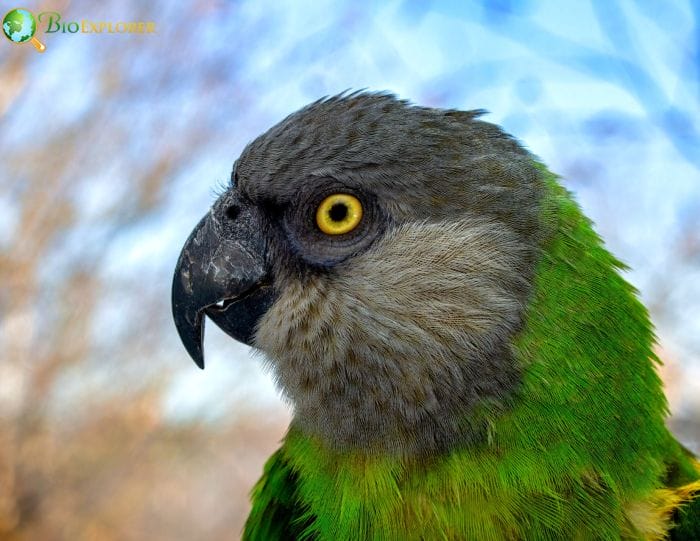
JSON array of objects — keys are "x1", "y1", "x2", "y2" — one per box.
[{"x1": 0, "y1": 0, "x2": 698, "y2": 538}]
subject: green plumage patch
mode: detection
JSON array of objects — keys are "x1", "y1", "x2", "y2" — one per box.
[
  {"x1": 244, "y1": 449, "x2": 313, "y2": 540},
  {"x1": 671, "y1": 493, "x2": 700, "y2": 540},
  {"x1": 243, "y1": 165, "x2": 698, "y2": 540}
]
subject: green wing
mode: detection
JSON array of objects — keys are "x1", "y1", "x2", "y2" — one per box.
[
  {"x1": 667, "y1": 445, "x2": 700, "y2": 540},
  {"x1": 671, "y1": 494, "x2": 700, "y2": 541},
  {"x1": 242, "y1": 448, "x2": 315, "y2": 541}
]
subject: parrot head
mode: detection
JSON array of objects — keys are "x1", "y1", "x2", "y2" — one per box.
[{"x1": 172, "y1": 92, "x2": 550, "y2": 455}]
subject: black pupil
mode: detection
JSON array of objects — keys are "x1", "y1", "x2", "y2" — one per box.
[{"x1": 329, "y1": 203, "x2": 348, "y2": 222}]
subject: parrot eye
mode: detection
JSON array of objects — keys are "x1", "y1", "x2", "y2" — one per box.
[
  {"x1": 316, "y1": 194, "x2": 363, "y2": 235},
  {"x1": 282, "y1": 183, "x2": 383, "y2": 267}
]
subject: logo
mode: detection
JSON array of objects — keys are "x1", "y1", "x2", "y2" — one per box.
[
  {"x1": 2, "y1": 7, "x2": 156, "y2": 52},
  {"x1": 2, "y1": 8, "x2": 45, "y2": 52}
]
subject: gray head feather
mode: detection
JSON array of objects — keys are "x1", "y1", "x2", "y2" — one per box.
[{"x1": 231, "y1": 92, "x2": 547, "y2": 456}]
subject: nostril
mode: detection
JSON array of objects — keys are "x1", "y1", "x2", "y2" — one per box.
[{"x1": 225, "y1": 205, "x2": 240, "y2": 220}]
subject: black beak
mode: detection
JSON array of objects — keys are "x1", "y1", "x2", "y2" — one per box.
[{"x1": 171, "y1": 200, "x2": 276, "y2": 369}]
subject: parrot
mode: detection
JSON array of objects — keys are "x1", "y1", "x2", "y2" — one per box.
[{"x1": 171, "y1": 92, "x2": 700, "y2": 540}]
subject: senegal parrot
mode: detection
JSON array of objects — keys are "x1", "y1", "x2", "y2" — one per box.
[{"x1": 171, "y1": 92, "x2": 699, "y2": 540}]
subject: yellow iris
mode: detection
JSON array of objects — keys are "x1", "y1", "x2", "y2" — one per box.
[{"x1": 316, "y1": 193, "x2": 363, "y2": 235}]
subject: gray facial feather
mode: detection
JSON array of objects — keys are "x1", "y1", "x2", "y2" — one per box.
[
  {"x1": 237, "y1": 92, "x2": 543, "y2": 245},
  {"x1": 233, "y1": 92, "x2": 547, "y2": 456},
  {"x1": 255, "y1": 218, "x2": 532, "y2": 455}
]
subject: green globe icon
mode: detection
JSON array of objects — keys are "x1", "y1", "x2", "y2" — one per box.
[{"x1": 2, "y1": 8, "x2": 46, "y2": 52}]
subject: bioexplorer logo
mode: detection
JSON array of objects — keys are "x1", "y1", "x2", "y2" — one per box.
[
  {"x1": 2, "y1": 8, "x2": 45, "y2": 51},
  {"x1": 2, "y1": 7, "x2": 156, "y2": 53}
]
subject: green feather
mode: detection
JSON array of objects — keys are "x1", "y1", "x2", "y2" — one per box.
[
  {"x1": 243, "y1": 449, "x2": 314, "y2": 540},
  {"x1": 243, "y1": 164, "x2": 698, "y2": 540},
  {"x1": 670, "y1": 493, "x2": 700, "y2": 540}
]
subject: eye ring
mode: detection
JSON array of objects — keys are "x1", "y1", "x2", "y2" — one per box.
[{"x1": 316, "y1": 193, "x2": 363, "y2": 235}]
